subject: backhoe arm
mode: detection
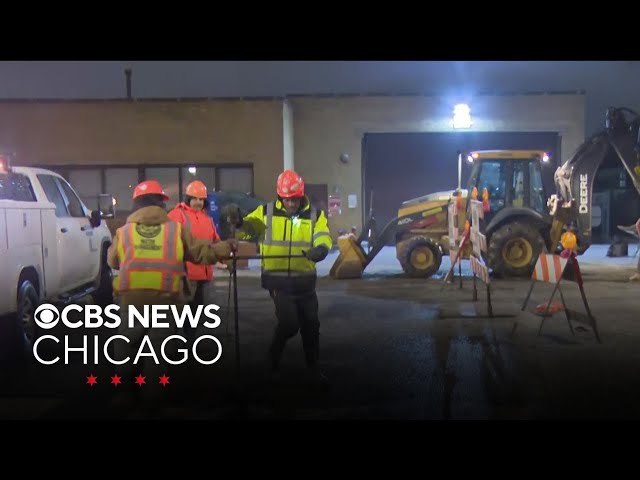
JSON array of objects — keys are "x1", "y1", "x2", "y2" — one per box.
[{"x1": 549, "y1": 107, "x2": 640, "y2": 252}]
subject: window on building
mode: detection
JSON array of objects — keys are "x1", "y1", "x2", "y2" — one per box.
[
  {"x1": 145, "y1": 167, "x2": 180, "y2": 210},
  {"x1": 218, "y1": 167, "x2": 252, "y2": 194},
  {"x1": 68, "y1": 169, "x2": 102, "y2": 211},
  {"x1": 181, "y1": 166, "x2": 216, "y2": 194},
  {"x1": 105, "y1": 168, "x2": 139, "y2": 214},
  {"x1": 33, "y1": 164, "x2": 254, "y2": 214}
]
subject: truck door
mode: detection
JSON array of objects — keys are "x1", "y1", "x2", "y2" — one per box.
[
  {"x1": 36, "y1": 174, "x2": 92, "y2": 291},
  {"x1": 56, "y1": 178, "x2": 100, "y2": 284}
]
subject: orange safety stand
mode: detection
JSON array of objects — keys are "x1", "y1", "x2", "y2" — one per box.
[{"x1": 518, "y1": 252, "x2": 601, "y2": 343}]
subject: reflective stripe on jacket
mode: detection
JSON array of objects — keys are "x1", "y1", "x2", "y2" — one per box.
[
  {"x1": 114, "y1": 221, "x2": 185, "y2": 294},
  {"x1": 241, "y1": 197, "x2": 332, "y2": 292}
]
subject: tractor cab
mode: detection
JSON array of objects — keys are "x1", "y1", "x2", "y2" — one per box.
[{"x1": 466, "y1": 150, "x2": 554, "y2": 224}]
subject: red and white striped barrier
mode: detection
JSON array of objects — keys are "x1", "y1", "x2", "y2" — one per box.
[
  {"x1": 531, "y1": 254, "x2": 567, "y2": 283},
  {"x1": 470, "y1": 256, "x2": 490, "y2": 284}
]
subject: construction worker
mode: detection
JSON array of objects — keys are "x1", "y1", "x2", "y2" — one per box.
[
  {"x1": 223, "y1": 169, "x2": 333, "y2": 384},
  {"x1": 168, "y1": 180, "x2": 221, "y2": 337},
  {"x1": 107, "y1": 180, "x2": 235, "y2": 412}
]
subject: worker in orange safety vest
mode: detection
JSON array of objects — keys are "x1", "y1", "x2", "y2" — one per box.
[
  {"x1": 168, "y1": 180, "x2": 222, "y2": 337},
  {"x1": 107, "y1": 180, "x2": 235, "y2": 412}
]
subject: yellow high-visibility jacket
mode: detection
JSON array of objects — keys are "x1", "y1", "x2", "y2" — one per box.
[{"x1": 240, "y1": 197, "x2": 332, "y2": 293}]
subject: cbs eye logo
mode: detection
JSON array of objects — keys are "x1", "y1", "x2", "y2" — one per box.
[{"x1": 33, "y1": 304, "x2": 60, "y2": 329}]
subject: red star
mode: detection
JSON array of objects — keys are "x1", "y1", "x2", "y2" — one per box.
[
  {"x1": 159, "y1": 374, "x2": 170, "y2": 387},
  {"x1": 110, "y1": 374, "x2": 122, "y2": 386},
  {"x1": 134, "y1": 374, "x2": 146, "y2": 386},
  {"x1": 86, "y1": 374, "x2": 98, "y2": 387}
]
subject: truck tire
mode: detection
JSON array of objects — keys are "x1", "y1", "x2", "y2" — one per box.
[
  {"x1": 487, "y1": 222, "x2": 544, "y2": 278},
  {"x1": 16, "y1": 280, "x2": 40, "y2": 353},
  {"x1": 397, "y1": 236, "x2": 442, "y2": 278},
  {"x1": 93, "y1": 246, "x2": 113, "y2": 307}
]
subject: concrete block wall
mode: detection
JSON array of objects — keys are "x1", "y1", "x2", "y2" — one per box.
[{"x1": 0, "y1": 99, "x2": 284, "y2": 201}]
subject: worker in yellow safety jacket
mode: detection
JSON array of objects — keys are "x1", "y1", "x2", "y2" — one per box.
[
  {"x1": 224, "y1": 169, "x2": 333, "y2": 384},
  {"x1": 107, "y1": 180, "x2": 235, "y2": 411}
]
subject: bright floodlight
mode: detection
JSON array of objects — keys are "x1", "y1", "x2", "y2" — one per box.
[{"x1": 453, "y1": 104, "x2": 472, "y2": 129}]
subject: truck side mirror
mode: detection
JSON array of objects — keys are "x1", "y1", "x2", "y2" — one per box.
[
  {"x1": 90, "y1": 210, "x2": 101, "y2": 227},
  {"x1": 98, "y1": 194, "x2": 116, "y2": 219}
]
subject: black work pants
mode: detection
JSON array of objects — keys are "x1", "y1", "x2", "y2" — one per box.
[{"x1": 268, "y1": 290, "x2": 320, "y2": 369}]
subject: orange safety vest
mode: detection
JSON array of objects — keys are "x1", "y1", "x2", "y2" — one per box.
[
  {"x1": 168, "y1": 203, "x2": 219, "y2": 281},
  {"x1": 114, "y1": 221, "x2": 185, "y2": 293}
]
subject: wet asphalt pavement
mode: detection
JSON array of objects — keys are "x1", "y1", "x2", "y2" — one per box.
[{"x1": 1, "y1": 251, "x2": 640, "y2": 420}]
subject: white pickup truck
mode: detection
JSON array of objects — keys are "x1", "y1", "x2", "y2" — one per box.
[{"x1": 0, "y1": 159, "x2": 114, "y2": 352}]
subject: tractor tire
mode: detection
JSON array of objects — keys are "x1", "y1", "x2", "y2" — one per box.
[
  {"x1": 487, "y1": 222, "x2": 544, "y2": 278},
  {"x1": 397, "y1": 236, "x2": 442, "y2": 278}
]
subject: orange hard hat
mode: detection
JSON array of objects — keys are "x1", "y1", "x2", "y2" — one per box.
[
  {"x1": 277, "y1": 169, "x2": 304, "y2": 198},
  {"x1": 133, "y1": 180, "x2": 169, "y2": 201},
  {"x1": 185, "y1": 180, "x2": 207, "y2": 199}
]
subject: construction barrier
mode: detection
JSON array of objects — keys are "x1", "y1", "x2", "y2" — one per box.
[
  {"x1": 518, "y1": 252, "x2": 601, "y2": 343},
  {"x1": 468, "y1": 198, "x2": 493, "y2": 316},
  {"x1": 443, "y1": 193, "x2": 499, "y2": 318},
  {"x1": 470, "y1": 256, "x2": 490, "y2": 284}
]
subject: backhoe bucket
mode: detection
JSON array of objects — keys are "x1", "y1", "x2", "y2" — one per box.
[{"x1": 329, "y1": 234, "x2": 368, "y2": 279}]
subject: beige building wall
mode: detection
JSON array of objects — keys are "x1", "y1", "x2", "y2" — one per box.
[
  {"x1": 290, "y1": 94, "x2": 586, "y2": 238},
  {"x1": 0, "y1": 94, "x2": 586, "y2": 239},
  {"x1": 0, "y1": 99, "x2": 284, "y2": 201}
]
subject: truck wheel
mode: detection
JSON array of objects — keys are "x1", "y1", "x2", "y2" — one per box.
[
  {"x1": 93, "y1": 248, "x2": 113, "y2": 307},
  {"x1": 16, "y1": 280, "x2": 40, "y2": 353},
  {"x1": 397, "y1": 236, "x2": 442, "y2": 278},
  {"x1": 487, "y1": 222, "x2": 544, "y2": 277}
]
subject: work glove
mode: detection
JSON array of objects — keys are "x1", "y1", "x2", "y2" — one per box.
[
  {"x1": 212, "y1": 240, "x2": 236, "y2": 260},
  {"x1": 222, "y1": 203, "x2": 243, "y2": 228},
  {"x1": 227, "y1": 238, "x2": 239, "y2": 252},
  {"x1": 303, "y1": 245, "x2": 329, "y2": 263}
]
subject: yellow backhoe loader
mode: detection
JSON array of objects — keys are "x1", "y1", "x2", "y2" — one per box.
[{"x1": 331, "y1": 107, "x2": 640, "y2": 280}]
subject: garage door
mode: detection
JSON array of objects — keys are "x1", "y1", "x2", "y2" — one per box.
[{"x1": 362, "y1": 131, "x2": 561, "y2": 233}]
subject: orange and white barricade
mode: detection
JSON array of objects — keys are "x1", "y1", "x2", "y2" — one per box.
[{"x1": 519, "y1": 251, "x2": 600, "y2": 343}]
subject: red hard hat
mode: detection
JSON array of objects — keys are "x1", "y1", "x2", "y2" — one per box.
[
  {"x1": 277, "y1": 169, "x2": 304, "y2": 198},
  {"x1": 185, "y1": 180, "x2": 207, "y2": 199},
  {"x1": 133, "y1": 180, "x2": 169, "y2": 201}
]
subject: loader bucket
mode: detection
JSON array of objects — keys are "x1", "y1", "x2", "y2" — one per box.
[{"x1": 329, "y1": 234, "x2": 368, "y2": 279}]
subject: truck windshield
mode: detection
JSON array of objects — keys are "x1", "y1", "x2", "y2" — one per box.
[{"x1": 0, "y1": 173, "x2": 37, "y2": 202}]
